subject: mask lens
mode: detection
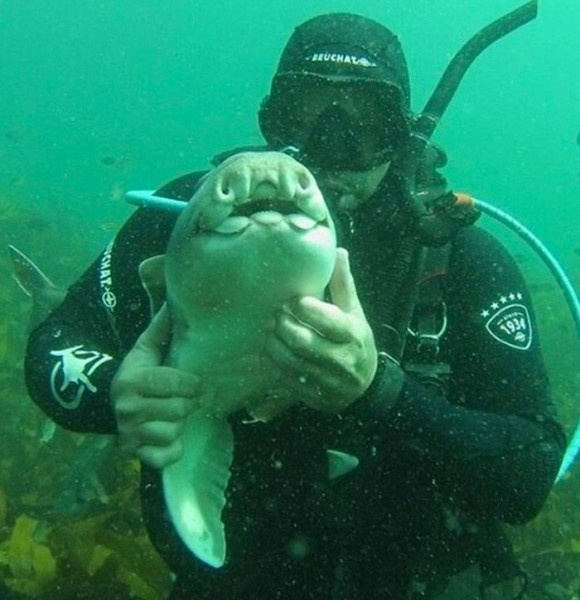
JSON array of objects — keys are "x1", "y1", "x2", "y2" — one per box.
[
  {"x1": 300, "y1": 104, "x2": 390, "y2": 171},
  {"x1": 268, "y1": 78, "x2": 405, "y2": 171}
]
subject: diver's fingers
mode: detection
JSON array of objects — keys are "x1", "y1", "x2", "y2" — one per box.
[
  {"x1": 126, "y1": 303, "x2": 172, "y2": 368},
  {"x1": 264, "y1": 334, "x2": 356, "y2": 409},
  {"x1": 120, "y1": 419, "x2": 185, "y2": 468},
  {"x1": 328, "y1": 248, "x2": 365, "y2": 318},
  {"x1": 135, "y1": 439, "x2": 184, "y2": 470},
  {"x1": 135, "y1": 366, "x2": 202, "y2": 399},
  {"x1": 272, "y1": 309, "x2": 343, "y2": 360},
  {"x1": 116, "y1": 395, "x2": 196, "y2": 426},
  {"x1": 135, "y1": 419, "x2": 186, "y2": 446},
  {"x1": 265, "y1": 326, "x2": 349, "y2": 388},
  {"x1": 113, "y1": 365, "x2": 201, "y2": 406},
  {"x1": 267, "y1": 296, "x2": 377, "y2": 410},
  {"x1": 273, "y1": 301, "x2": 376, "y2": 375},
  {"x1": 284, "y1": 297, "x2": 352, "y2": 343}
]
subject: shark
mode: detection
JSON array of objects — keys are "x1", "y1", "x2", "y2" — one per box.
[{"x1": 138, "y1": 151, "x2": 339, "y2": 569}]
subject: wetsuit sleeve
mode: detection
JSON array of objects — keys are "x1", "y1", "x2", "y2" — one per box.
[
  {"x1": 24, "y1": 171, "x2": 206, "y2": 434},
  {"x1": 24, "y1": 243, "x2": 126, "y2": 434},
  {"x1": 354, "y1": 226, "x2": 566, "y2": 524},
  {"x1": 24, "y1": 206, "x2": 180, "y2": 433}
]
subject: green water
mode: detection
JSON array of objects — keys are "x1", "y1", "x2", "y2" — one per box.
[
  {"x1": 0, "y1": 1, "x2": 578, "y2": 598},
  {"x1": 1, "y1": 0, "x2": 578, "y2": 259}
]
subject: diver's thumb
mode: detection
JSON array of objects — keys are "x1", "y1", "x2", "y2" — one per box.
[
  {"x1": 329, "y1": 248, "x2": 365, "y2": 317},
  {"x1": 127, "y1": 303, "x2": 172, "y2": 368}
]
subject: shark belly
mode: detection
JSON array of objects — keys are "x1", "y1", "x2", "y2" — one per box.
[{"x1": 142, "y1": 152, "x2": 337, "y2": 568}]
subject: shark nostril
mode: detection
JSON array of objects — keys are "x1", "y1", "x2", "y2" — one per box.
[
  {"x1": 297, "y1": 173, "x2": 312, "y2": 191},
  {"x1": 217, "y1": 181, "x2": 237, "y2": 203}
]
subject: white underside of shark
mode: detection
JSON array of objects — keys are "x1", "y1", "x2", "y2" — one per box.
[{"x1": 139, "y1": 152, "x2": 358, "y2": 568}]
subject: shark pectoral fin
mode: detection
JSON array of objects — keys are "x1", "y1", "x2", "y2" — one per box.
[
  {"x1": 162, "y1": 413, "x2": 234, "y2": 568},
  {"x1": 8, "y1": 244, "x2": 58, "y2": 297},
  {"x1": 327, "y1": 449, "x2": 359, "y2": 480},
  {"x1": 139, "y1": 255, "x2": 167, "y2": 316}
]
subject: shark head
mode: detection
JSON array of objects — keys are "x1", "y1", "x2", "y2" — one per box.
[{"x1": 145, "y1": 152, "x2": 337, "y2": 326}]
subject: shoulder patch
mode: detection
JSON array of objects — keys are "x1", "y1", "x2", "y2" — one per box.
[
  {"x1": 50, "y1": 345, "x2": 113, "y2": 409},
  {"x1": 479, "y1": 292, "x2": 532, "y2": 350}
]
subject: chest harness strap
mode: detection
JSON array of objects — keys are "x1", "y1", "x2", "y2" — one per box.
[{"x1": 402, "y1": 242, "x2": 453, "y2": 395}]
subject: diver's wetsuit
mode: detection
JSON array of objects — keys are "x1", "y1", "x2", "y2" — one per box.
[{"x1": 24, "y1": 170, "x2": 565, "y2": 599}]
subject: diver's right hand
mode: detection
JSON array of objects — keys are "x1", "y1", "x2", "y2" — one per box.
[{"x1": 111, "y1": 304, "x2": 201, "y2": 469}]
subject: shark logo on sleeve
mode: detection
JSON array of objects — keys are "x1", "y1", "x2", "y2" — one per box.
[
  {"x1": 49, "y1": 345, "x2": 113, "y2": 409},
  {"x1": 479, "y1": 292, "x2": 532, "y2": 350}
]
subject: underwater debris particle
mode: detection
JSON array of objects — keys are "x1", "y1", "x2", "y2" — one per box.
[{"x1": 286, "y1": 535, "x2": 311, "y2": 559}]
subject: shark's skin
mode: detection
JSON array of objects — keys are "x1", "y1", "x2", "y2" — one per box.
[
  {"x1": 8, "y1": 244, "x2": 66, "y2": 331},
  {"x1": 139, "y1": 152, "x2": 337, "y2": 569}
]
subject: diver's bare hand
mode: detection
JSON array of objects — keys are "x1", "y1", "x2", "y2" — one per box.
[
  {"x1": 111, "y1": 304, "x2": 201, "y2": 469},
  {"x1": 265, "y1": 248, "x2": 378, "y2": 413}
]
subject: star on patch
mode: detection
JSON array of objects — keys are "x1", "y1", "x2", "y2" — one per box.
[
  {"x1": 508, "y1": 293, "x2": 515, "y2": 301},
  {"x1": 481, "y1": 309, "x2": 490, "y2": 318},
  {"x1": 491, "y1": 302, "x2": 499, "y2": 310},
  {"x1": 500, "y1": 296, "x2": 508, "y2": 304}
]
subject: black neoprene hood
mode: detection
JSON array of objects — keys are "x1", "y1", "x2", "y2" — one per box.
[
  {"x1": 259, "y1": 13, "x2": 412, "y2": 148},
  {"x1": 275, "y1": 13, "x2": 410, "y2": 102}
]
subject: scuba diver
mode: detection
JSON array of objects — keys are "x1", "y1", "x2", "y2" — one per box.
[{"x1": 24, "y1": 6, "x2": 569, "y2": 600}]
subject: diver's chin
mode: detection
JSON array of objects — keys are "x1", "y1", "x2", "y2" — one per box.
[{"x1": 334, "y1": 191, "x2": 366, "y2": 212}]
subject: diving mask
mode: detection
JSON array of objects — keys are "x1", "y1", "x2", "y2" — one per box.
[{"x1": 262, "y1": 77, "x2": 408, "y2": 172}]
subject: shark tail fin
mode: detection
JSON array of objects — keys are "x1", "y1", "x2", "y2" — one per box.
[{"x1": 162, "y1": 413, "x2": 233, "y2": 568}]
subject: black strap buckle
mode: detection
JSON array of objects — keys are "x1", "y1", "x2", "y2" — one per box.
[{"x1": 408, "y1": 301, "x2": 448, "y2": 358}]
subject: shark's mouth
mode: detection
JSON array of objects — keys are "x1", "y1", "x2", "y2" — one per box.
[
  {"x1": 231, "y1": 198, "x2": 298, "y2": 216},
  {"x1": 209, "y1": 195, "x2": 329, "y2": 235}
]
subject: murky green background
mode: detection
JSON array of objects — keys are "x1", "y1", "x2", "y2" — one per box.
[{"x1": 0, "y1": 1, "x2": 578, "y2": 598}]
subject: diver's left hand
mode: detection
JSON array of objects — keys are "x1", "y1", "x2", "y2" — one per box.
[{"x1": 265, "y1": 248, "x2": 378, "y2": 413}]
